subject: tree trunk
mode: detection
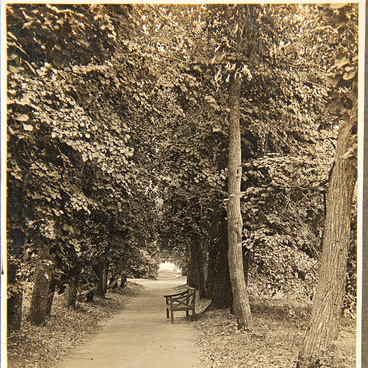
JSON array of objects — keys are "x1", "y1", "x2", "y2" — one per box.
[
  {"x1": 227, "y1": 75, "x2": 252, "y2": 329},
  {"x1": 63, "y1": 276, "x2": 79, "y2": 309},
  {"x1": 187, "y1": 243, "x2": 199, "y2": 289},
  {"x1": 93, "y1": 261, "x2": 108, "y2": 297},
  {"x1": 191, "y1": 231, "x2": 208, "y2": 298},
  {"x1": 7, "y1": 227, "x2": 26, "y2": 332},
  {"x1": 28, "y1": 246, "x2": 54, "y2": 325},
  {"x1": 297, "y1": 98, "x2": 357, "y2": 367},
  {"x1": 7, "y1": 261, "x2": 23, "y2": 332},
  {"x1": 206, "y1": 208, "x2": 233, "y2": 310},
  {"x1": 243, "y1": 248, "x2": 250, "y2": 286},
  {"x1": 199, "y1": 237, "x2": 209, "y2": 297},
  {"x1": 7, "y1": 291, "x2": 23, "y2": 332}
]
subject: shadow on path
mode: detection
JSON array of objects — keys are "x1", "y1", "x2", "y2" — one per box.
[{"x1": 55, "y1": 275, "x2": 200, "y2": 368}]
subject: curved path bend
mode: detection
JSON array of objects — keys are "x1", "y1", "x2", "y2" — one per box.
[{"x1": 55, "y1": 276, "x2": 200, "y2": 368}]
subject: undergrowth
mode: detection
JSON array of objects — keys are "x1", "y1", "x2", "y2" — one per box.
[{"x1": 194, "y1": 297, "x2": 356, "y2": 368}]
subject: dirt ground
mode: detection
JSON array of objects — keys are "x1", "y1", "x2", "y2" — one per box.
[{"x1": 54, "y1": 275, "x2": 200, "y2": 368}]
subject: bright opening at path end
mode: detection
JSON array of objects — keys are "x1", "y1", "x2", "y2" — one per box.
[{"x1": 158, "y1": 261, "x2": 181, "y2": 273}]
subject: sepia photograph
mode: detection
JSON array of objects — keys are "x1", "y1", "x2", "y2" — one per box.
[{"x1": 1, "y1": 1, "x2": 364, "y2": 367}]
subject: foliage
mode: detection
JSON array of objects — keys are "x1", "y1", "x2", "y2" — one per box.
[
  {"x1": 7, "y1": 4, "x2": 123, "y2": 67},
  {"x1": 241, "y1": 154, "x2": 330, "y2": 296}
]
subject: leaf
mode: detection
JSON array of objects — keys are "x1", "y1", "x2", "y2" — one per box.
[
  {"x1": 14, "y1": 113, "x2": 30, "y2": 122},
  {"x1": 8, "y1": 64, "x2": 24, "y2": 73},
  {"x1": 204, "y1": 95, "x2": 217, "y2": 104},
  {"x1": 342, "y1": 70, "x2": 356, "y2": 80},
  {"x1": 326, "y1": 75, "x2": 340, "y2": 88},
  {"x1": 329, "y1": 3, "x2": 349, "y2": 9},
  {"x1": 22, "y1": 21, "x2": 34, "y2": 29},
  {"x1": 7, "y1": 32, "x2": 17, "y2": 41},
  {"x1": 334, "y1": 55, "x2": 349, "y2": 69},
  {"x1": 23, "y1": 124, "x2": 34, "y2": 131}
]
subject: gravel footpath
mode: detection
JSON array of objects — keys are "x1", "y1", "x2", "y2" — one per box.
[{"x1": 54, "y1": 276, "x2": 200, "y2": 368}]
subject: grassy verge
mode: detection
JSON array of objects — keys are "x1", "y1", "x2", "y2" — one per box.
[
  {"x1": 7, "y1": 282, "x2": 143, "y2": 368},
  {"x1": 194, "y1": 298, "x2": 356, "y2": 368}
]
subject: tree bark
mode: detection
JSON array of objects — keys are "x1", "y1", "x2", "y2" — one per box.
[
  {"x1": 7, "y1": 261, "x2": 23, "y2": 332},
  {"x1": 190, "y1": 231, "x2": 208, "y2": 298},
  {"x1": 7, "y1": 225, "x2": 26, "y2": 331},
  {"x1": 227, "y1": 75, "x2": 252, "y2": 329},
  {"x1": 63, "y1": 276, "x2": 79, "y2": 309},
  {"x1": 199, "y1": 237, "x2": 209, "y2": 297},
  {"x1": 187, "y1": 242, "x2": 199, "y2": 289},
  {"x1": 243, "y1": 248, "x2": 250, "y2": 286},
  {"x1": 28, "y1": 246, "x2": 55, "y2": 325},
  {"x1": 206, "y1": 208, "x2": 233, "y2": 310},
  {"x1": 7, "y1": 291, "x2": 23, "y2": 332},
  {"x1": 297, "y1": 97, "x2": 357, "y2": 367},
  {"x1": 93, "y1": 261, "x2": 108, "y2": 297}
]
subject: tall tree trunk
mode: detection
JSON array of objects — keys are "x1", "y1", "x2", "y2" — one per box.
[
  {"x1": 243, "y1": 248, "x2": 250, "y2": 286},
  {"x1": 199, "y1": 236, "x2": 209, "y2": 297},
  {"x1": 7, "y1": 226, "x2": 26, "y2": 331},
  {"x1": 206, "y1": 208, "x2": 233, "y2": 310},
  {"x1": 187, "y1": 242, "x2": 199, "y2": 289},
  {"x1": 227, "y1": 75, "x2": 252, "y2": 329},
  {"x1": 7, "y1": 261, "x2": 23, "y2": 332},
  {"x1": 297, "y1": 97, "x2": 357, "y2": 367},
  {"x1": 28, "y1": 246, "x2": 54, "y2": 325},
  {"x1": 191, "y1": 231, "x2": 208, "y2": 298},
  {"x1": 7, "y1": 291, "x2": 23, "y2": 332},
  {"x1": 93, "y1": 261, "x2": 108, "y2": 297}
]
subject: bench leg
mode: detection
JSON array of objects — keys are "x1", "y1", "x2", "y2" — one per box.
[
  {"x1": 166, "y1": 307, "x2": 170, "y2": 318},
  {"x1": 171, "y1": 311, "x2": 174, "y2": 324}
]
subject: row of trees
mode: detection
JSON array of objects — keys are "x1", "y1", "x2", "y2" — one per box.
[
  {"x1": 7, "y1": 4, "x2": 161, "y2": 328},
  {"x1": 7, "y1": 4, "x2": 358, "y2": 367}
]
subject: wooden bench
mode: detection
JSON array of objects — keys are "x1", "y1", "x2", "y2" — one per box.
[{"x1": 164, "y1": 288, "x2": 196, "y2": 324}]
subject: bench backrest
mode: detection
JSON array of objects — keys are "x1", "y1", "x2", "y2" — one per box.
[{"x1": 169, "y1": 289, "x2": 196, "y2": 309}]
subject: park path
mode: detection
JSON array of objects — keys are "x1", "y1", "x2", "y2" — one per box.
[{"x1": 54, "y1": 275, "x2": 200, "y2": 368}]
